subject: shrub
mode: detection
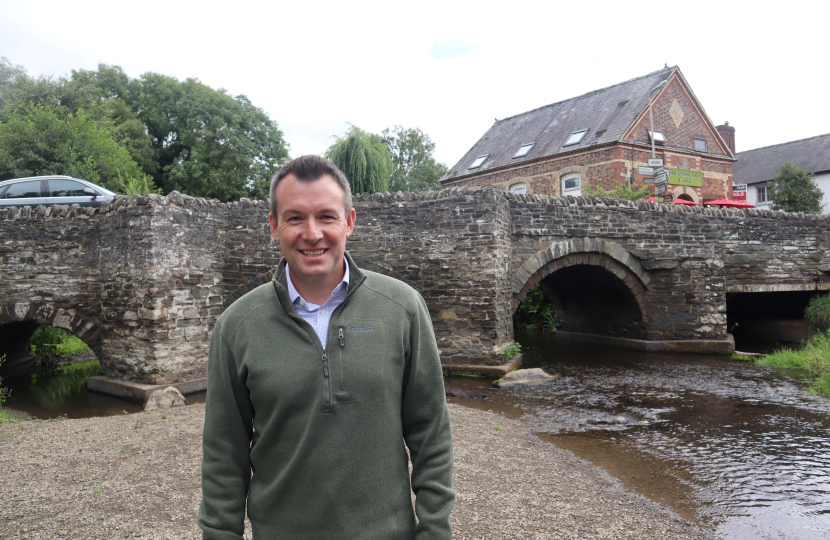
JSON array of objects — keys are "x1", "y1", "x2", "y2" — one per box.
[
  {"x1": 514, "y1": 284, "x2": 556, "y2": 330},
  {"x1": 805, "y1": 295, "x2": 830, "y2": 330}
]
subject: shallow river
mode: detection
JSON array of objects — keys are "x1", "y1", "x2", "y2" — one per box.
[{"x1": 447, "y1": 329, "x2": 830, "y2": 539}]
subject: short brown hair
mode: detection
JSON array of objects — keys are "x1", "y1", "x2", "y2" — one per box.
[{"x1": 269, "y1": 155, "x2": 353, "y2": 217}]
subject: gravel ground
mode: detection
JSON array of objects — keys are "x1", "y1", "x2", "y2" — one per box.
[{"x1": 0, "y1": 403, "x2": 714, "y2": 540}]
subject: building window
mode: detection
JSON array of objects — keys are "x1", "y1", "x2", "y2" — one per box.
[
  {"x1": 649, "y1": 131, "x2": 665, "y2": 144},
  {"x1": 564, "y1": 129, "x2": 588, "y2": 147},
  {"x1": 468, "y1": 154, "x2": 488, "y2": 169},
  {"x1": 510, "y1": 183, "x2": 527, "y2": 195},
  {"x1": 694, "y1": 138, "x2": 707, "y2": 151},
  {"x1": 513, "y1": 143, "x2": 535, "y2": 158},
  {"x1": 562, "y1": 173, "x2": 581, "y2": 196},
  {"x1": 757, "y1": 185, "x2": 770, "y2": 203}
]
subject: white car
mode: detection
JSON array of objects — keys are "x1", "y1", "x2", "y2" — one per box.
[{"x1": 0, "y1": 175, "x2": 116, "y2": 209}]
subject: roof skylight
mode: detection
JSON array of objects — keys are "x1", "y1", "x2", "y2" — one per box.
[
  {"x1": 649, "y1": 131, "x2": 666, "y2": 144},
  {"x1": 564, "y1": 129, "x2": 588, "y2": 147},
  {"x1": 468, "y1": 155, "x2": 489, "y2": 169},
  {"x1": 513, "y1": 143, "x2": 535, "y2": 158}
]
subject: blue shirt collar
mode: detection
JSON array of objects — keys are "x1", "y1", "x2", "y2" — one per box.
[{"x1": 285, "y1": 256, "x2": 350, "y2": 306}]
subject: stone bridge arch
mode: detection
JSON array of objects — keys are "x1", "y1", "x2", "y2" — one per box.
[
  {"x1": 0, "y1": 301, "x2": 102, "y2": 374},
  {"x1": 512, "y1": 238, "x2": 650, "y2": 338}
]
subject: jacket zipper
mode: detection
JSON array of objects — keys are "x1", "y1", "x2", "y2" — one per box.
[
  {"x1": 338, "y1": 327, "x2": 345, "y2": 392},
  {"x1": 322, "y1": 349, "x2": 331, "y2": 412}
]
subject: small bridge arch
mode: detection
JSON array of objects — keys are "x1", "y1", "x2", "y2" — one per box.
[
  {"x1": 512, "y1": 239, "x2": 649, "y2": 338},
  {"x1": 0, "y1": 301, "x2": 102, "y2": 374}
]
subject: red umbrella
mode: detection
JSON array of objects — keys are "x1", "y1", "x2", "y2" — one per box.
[
  {"x1": 704, "y1": 199, "x2": 755, "y2": 208},
  {"x1": 645, "y1": 197, "x2": 700, "y2": 206}
]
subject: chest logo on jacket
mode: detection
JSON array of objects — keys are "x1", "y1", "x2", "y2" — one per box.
[{"x1": 346, "y1": 325, "x2": 376, "y2": 333}]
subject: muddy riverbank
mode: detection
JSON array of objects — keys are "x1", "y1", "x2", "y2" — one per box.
[{"x1": 0, "y1": 402, "x2": 710, "y2": 540}]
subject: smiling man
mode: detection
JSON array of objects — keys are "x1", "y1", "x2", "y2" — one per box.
[{"x1": 198, "y1": 155, "x2": 455, "y2": 540}]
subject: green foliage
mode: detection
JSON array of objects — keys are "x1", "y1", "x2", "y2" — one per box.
[
  {"x1": 136, "y1": 74, "x2": 289, "y2": 201},
  {"x1": 500, "y1": 342, "x2": 521, "y2": 361},
  {"x1": 0, "y1": 103, "x2": 158, "y2": 194},
  {"x1": 381, "y1": 125, "x2": 448, "y2": 192},
  {"x1": 514, "y1": 284, "x2": 556, "y2": 330},
  {"x1": 325, "y1": 124, "x2": 393, "y2": 195},
  {"x1": 0, "y1": 60, "x2": 289, "y2": 201},
  {"x1": 584, "y1": 180, "x2": 651, "y2": 201},
  {"x1": 30, "y1": 326, "x2": 90, "y2": 359},
  {"x1": 756, "y1": 330, "x2": 830, "y2": 397},
  {"x1": 805, "y1": 295, "x2": 830, "y2": 330},
  {"x1": 769, "y1": 162, "x2": 824, "y2": 214},
  {"x1": 0, "y1": 354, "x2": 9, "y2": 411}
]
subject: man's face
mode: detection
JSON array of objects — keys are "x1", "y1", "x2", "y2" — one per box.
[{"x1": 269, "y1": 173, "x2": 356, "y2": 295}]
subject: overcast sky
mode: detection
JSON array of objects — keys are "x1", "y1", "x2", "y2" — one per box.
[{"x1": 2, "y1": 0, "x2": 827, "y2": 169}]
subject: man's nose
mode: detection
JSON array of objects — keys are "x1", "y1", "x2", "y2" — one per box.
[{"x1": 303, "y1": 218, "x2": 324, "y2": 242}]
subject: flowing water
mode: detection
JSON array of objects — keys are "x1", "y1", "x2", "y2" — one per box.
[{"x1": 447, "y1": 329, "x2": 830, "y2": 540}]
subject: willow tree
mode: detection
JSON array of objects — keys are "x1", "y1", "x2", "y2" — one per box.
[{"x1": 324, "y1": 124, "x2": 393, "y2": 194}]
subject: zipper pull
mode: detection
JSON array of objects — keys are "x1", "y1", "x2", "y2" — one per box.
[
  {"x1": 322, "y1": 350, "x2": 329, "y2": 377},
  {"x1": 339, "y1": 327, "x2": 344, "y2": 347}
]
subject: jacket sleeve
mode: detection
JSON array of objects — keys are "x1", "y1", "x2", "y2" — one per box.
[
  {"x1": 198, "y1": 317, "x2": 254, "y2": 540},
  {"x1": 401, "y1": 292, "x2": 455, "y2": 540}
]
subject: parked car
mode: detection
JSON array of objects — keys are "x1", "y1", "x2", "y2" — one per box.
[{"x1": 0, "y1": 175, "x2": 117, "y2": 209}]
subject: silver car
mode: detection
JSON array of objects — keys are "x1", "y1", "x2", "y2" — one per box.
[{"x1": 0, "y1": 175, "x2": 117, "y2": 209}]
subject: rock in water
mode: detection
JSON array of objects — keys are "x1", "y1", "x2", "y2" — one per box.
[
  {"x1": 144, "y1": 387, "x2": 188, "y2": 411},
  {"x1": 445, "y1": 386, "x2": 487, "y2": 399},
  {"x1": 494, "y1": 368, "x2": 557, "y2": 388}
]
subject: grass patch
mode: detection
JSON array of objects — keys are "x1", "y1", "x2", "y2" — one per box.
[
  {"x1": 0, "y1": 409, "x2": 20, "y2": 424},
  {"x1": 805, "y1": 295, "x2": 830, "y2": 330},
  {"x1": 757, "y1": 330, "x2": 830, "y2": 397}
]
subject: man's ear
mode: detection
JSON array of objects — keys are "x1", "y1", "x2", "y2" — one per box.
[
  {"x1": 268, "y1": 213, "x2": 280, "y2": 243},
  {"x1": 345, "y1": 208, "x2": 356, "y2": 238}
]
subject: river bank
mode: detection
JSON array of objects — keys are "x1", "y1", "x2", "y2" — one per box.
[{"x1": 0, "y1": 402, "x2": 712, "y2": 540}]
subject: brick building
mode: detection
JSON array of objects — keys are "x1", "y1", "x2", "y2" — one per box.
[{"x1": 440, "y1": 66, "x2": 736, "y2": 203}]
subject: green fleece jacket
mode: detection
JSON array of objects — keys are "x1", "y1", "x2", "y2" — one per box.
[{"x1": 198, "y1": 254, "x2": 454, "y2": 540}]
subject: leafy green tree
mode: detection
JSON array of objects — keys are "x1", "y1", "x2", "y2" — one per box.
[
  {"x1": 325, "y1": 124, "x2": 393, "y2": 194},
  {"x1": 131, "y1": 74, "x2": 289, "y2": 201},
  {"x1": 0, "y1": 61, "x2": 290, "y2": 202},
  {"x1": 769, "y1": 162, "x2": 824, "y2": 214},
  {"x1": 0, "y1": 56, "x2": 27, "y2": 109},
  {"x1": 0, "y1": 103, "x2": 157, "y2": 194},
  {"x1": 584, "y1": 180, "x2": 651, "y2": 201},
  {"x1": 381, "y1": 125, "x2": 448, "y2": 192}
]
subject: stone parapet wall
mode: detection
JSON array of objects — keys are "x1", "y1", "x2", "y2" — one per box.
[{"x1": 3, "y1": 187, "x2": 830, "y2": 384}]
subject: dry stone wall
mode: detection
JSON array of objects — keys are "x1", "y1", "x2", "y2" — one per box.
[{"x1": 3, "y1": 187, "x2": 830, "y2": 385}]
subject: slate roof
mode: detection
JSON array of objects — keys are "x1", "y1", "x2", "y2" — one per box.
[
  {"x1": 734, "y1": 133, "x2": 830, "y2": 186},
  {"x1": 441, "y1": 66, "x2": 677, "y2": 183}
]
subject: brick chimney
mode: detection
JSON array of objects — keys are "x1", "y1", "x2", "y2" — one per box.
[{"x1": 716, "y1": 122, "x2": 736, "y2": 154}]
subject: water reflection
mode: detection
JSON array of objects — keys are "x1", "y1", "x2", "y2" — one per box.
[{"x1": 446, "y1": 329, "x2": 830, "y2": 540}]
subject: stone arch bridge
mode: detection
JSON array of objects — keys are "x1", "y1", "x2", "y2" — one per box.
[{"x1": 3, "y1": 187, "x2": 830, "y2": 393}]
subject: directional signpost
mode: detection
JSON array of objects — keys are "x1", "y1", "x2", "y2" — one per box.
[
  {"x1": 655, "y1": 169, "x2": 670, "y2": 184},
  {"x1": 655, "y1": 183, "x2": 667, "y2": 195},
  {"x1": 637, "y1": 166, "x2": 654, "y2": 176}
]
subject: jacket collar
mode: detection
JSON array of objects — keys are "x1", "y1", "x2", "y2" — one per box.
[{"x1": 273, "y1": 251, "x2": 366, "y2": 295}]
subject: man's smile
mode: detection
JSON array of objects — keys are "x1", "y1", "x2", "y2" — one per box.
[{"x1": 301, "y1": 249, "x2": 327, "y2": 257}]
